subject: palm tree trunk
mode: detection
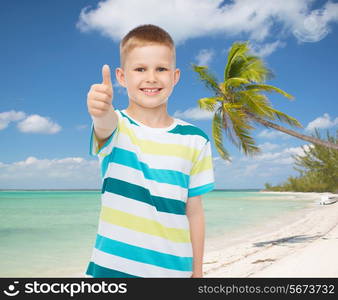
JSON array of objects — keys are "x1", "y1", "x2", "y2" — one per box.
[{"x1": 244, "y1": 111, "x2": 338, "y2": 150}]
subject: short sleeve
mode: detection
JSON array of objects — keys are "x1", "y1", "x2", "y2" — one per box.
[
  {"x1": 89, "y1": 110, "x2": 120, "y2": 178},
  {"x1": 188, "y1": 140, "x2": 215, "y2": 197},
  {"x1": 89, "y1": 123, "x2": 118, "y2": 158}
]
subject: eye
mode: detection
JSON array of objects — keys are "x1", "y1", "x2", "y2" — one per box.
[
  {"x1": 157, "y1": 67, "x2": 168, "y2": 72},
  {"x1": 135, "y1": 67, "x2": 145, "y2": 72}
]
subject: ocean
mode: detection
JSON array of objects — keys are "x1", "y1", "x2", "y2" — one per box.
[{"x1": 0, "y1": 190, "x2": 316, "y2": 277}]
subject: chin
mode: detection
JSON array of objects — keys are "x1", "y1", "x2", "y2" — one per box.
[
  {"x1": 141, "y1": 103, "x2": 168, "y2": 109},
  {"x1": 132, "y1": 99, "x2": 169, "y2": 109}
]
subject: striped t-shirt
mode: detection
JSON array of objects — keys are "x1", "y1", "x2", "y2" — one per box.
[{"x1": 86, "y1": 109, "x2": 215, "y2": 278}]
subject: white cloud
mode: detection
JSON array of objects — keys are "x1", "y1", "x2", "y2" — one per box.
[
  {"x1": 213, "y1": 143, "x2": 313, "y2": 188},
  {"x1": 240, "y1": 144, "x2": 311, "y2": 163},
  {"x1": 17, "y1": 114, "x2": 61, "y2": 134},
  {"x1": 293, "y1": 1, "x2": 338, "y2": 43},
  {"x1": 173, "y1": 106, "x2": 213, "y2": 120},
  {"x1": 258, "y1": 142, "x2": 280, "y2": 151},
  {"x1": 252, "y1": 151, "x2": 283, "y2": 162},
  {"x1": 250, "y1": 41, "x2": 286, "y2": 57},
  {"x1": 0, "y1": 110, "x2": 26, "y2": 130},
  {"x1": 213, "y1": 156, "x2": 232, "y2": 166},
  {"x1": 276, "y1": 157, "x2": 295, "y2": 165},
  {"x1": 242, "y1": 163, "x2": 259, "y2": 176},
  {"x1": 0, "y1": 156, "x2": 101, "y2": 189},
  {"x1": 257, "y1": 129, "x2": 290, "y2": 139},
  {"x1": 195, "y1": 49, "x2": 215, "y2": 66},
  {"x1": 305, "y1": 113, "x2": 338, "y2": 132},
  {"x1": 1, "y1": 110, "x2": 62, "y2": 134},
  {"x1": 76, "y1": 0, "x2": 338, "y2": 46},
  {"x1": 283, "y1": 144, "x2": 313, "y2": 156}
]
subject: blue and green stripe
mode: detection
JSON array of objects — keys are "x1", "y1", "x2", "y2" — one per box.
[
  {"x1": 94, "y1": 234, "x2": 193, "y2": 271},
  {"x1": 102, "y1": 177, "x2": 186, "y2": 215}
]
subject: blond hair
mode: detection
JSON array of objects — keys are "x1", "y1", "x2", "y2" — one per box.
[{"x1": 119, "y1": 24, "x2": 176, "y2": 68}]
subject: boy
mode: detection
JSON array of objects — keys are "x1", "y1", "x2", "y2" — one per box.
[{"x1": 86, "y1": 24, "x2": 214, "y2": 278}]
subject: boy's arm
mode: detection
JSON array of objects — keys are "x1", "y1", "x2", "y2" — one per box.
[
  {"x1": 87, "y1": 64, "x2": 117, "y2": 149},
  {"x1": 92, "y1": 108, "x2": 118, "y2": 149},
  {"x1": 186, "y1": 195, "x2": 205, "y2": 278}
]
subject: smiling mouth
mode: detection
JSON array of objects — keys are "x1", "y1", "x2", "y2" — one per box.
[{"x1": 140, "y1": 88, "x2": 163, "y2": 95}]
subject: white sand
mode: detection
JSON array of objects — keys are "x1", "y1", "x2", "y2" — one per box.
[{"x1": 204, "y1": 192, "x2": 338, "y2": 278}]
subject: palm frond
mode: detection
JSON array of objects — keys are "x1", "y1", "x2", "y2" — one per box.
[
  {"x1": 240, "y1": 92, "x2": 302, "y2": 128},
  {"x1": 221, "y1": 107, "x2": 241, "y2": 148},
  {"x1": 197, "y1": 97, "x2": 219, "y2": 112},
  {"x1": 238, "y1": 90, "x2": 275, "y2": 119},
  {"x1": 224, "y1": 42, "x2": 250, "y2": 81},
  {"x1": 221, "y1": 102, "x2": 261, "y2": 155},
  {"x1": 225, "y1": 42, "x2": 273, "y2": 83},
  {"x1": 239, "y1": 56, "x2": 273, "y2": 83},
  {"x1": 245, "y1": 84, "x2": 294, "y2": 99},
  {"x1": 212, "y1": 109, "x2": 231, "y2": 161},
  {"x1": 191, "y1": 64, "x2": 221, "y2": 95},
  {"x1": 269, "y1": 108, "x2": 303, "y2": 128},
  {"x1": 223, "y1": 77, "x2": 250, "y2": 90}
]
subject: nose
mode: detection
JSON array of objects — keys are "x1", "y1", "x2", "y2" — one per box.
[{"x1": 146, "y1": 70, "x2": 157, "y2": 83}]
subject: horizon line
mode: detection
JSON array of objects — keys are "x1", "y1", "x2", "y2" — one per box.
[{"x1": 0, "y1": 188, "x2": 264, "y2": 191}]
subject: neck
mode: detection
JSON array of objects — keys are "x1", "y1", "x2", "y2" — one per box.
[{"x1": 125, "y1": 104, "x2": 173, "y2": 128}]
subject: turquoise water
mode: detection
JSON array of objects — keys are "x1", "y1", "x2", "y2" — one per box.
[
  {"x1": 202, "y1": 190, "x2": 315, "y2": 238},
  {"x1": 0, "y1": 190, "x2": 315, "y2": 277}
]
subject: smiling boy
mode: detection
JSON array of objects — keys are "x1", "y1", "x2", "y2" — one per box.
[{"x1": 86, "y1": 24, "x2": 215, "y2": 278}]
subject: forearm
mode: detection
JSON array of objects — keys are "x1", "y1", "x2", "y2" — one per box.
[
  {"x1": 92, "y1": 107, "x2": 118, "y2": 144},
  {"x1": 186, "y1": 197, "x2": 205, "y2": 277}
]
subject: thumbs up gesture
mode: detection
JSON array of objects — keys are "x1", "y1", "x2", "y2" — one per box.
[{"x1": 87, "y1": 65, "x2": 114, "y2": 118}]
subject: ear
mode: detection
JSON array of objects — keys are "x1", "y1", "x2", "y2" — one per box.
[
  {"x1": 115, "y1": 67, "x2": 127, "y2": 88},
  {"x1": 173, "y1": 68, "x2": 180, "y2": 86}
]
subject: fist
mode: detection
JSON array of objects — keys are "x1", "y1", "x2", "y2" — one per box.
[{"x1": 87, "y1": 65, "x2": 114, "y2": 118}]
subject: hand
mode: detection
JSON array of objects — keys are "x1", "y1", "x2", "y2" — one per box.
[{"x1": 87, "y1": 64, "x2": 114, "y2": 118}]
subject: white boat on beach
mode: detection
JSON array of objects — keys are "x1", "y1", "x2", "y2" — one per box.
[{"x1": 319, "y1": 194, "x2": 338, "y2": 205}]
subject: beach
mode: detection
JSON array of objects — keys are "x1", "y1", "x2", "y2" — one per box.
[
  {"x1": 1, "y1": 190, "x2": 337, "y2": 278},
  {"x1": 204, "y1": 192, "x2": 338, "y2": 278}
]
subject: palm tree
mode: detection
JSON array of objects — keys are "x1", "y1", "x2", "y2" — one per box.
[
  {"x1": 192, "y1": 41, "x2": 338, "y2": 161},
  {"x1": 292, "y1": 129, "x2": 338, "y2": 191},
  {"x1": 264, "y1": 129, "x2": 338, "y2": 193}
]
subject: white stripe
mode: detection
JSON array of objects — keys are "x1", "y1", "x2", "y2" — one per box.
[
  {"x1": 104, "y1": 162, "x2": 188, "y2": 201},
  {"x1": 91, "y1": 248, "x2": 192, "y2": 278},
  {"x1": 93, "y1": 110, "x2": 207, "y2": 166},
  {"x1": 98, "y1": 220, "x2": 192, "y2": 256},
  {"x1": 117, "y1": 109, "x2": 207, "y2": 148},
  {"x1": 91, "y1": 131, "x2": 119, "y2": 160},
  {"x1": 189, "y1": 169, "x2": 215, "y2": 189},
  {"x1": 116, "y1": 133, "x2": 193, "y2": 173},
  {"x1": 101, "y1": 191, "x2": 189, "y2": 229}
]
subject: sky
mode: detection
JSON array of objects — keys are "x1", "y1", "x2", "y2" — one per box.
[{"x1": 0, "y1": 0, "x2": 337, "y2": 190}]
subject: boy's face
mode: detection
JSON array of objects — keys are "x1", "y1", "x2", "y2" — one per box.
[{"x1": 116, "y1": 44, "x2": 180, "y2": 110}]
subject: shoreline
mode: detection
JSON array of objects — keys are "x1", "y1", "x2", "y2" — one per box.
[
  {"x1": 64, "y1": 191, "x2": 337, "y2": 278},
  {"x1": 204, "y1": 191, "x2": 338, "y2": 277}
]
